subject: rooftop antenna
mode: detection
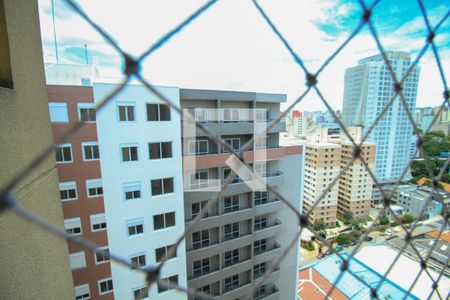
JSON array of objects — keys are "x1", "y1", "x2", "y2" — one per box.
[
  {"x1": 84, "y1": 44, "x2": 89, "y2": 65},
  {"x1": 51, "y1": 0, "x2": 59, "y2": 62}
]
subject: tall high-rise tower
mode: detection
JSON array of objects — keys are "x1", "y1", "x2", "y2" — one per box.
[{"x1": 342, "y1": 51, "x2": 420, "y2": 183}]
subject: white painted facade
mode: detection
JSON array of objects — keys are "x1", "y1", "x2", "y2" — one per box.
[{"x1": 94, "y1": 83, "x2": 187, "y2": 300}]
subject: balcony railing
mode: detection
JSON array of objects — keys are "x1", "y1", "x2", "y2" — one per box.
[
  {"x1": 254, "y1": 197, "x2": 279, "y2": 206},
  {"x1": 254, "y1": 219, "x2": 282, "y2": 232},
  {"x1": 254, "y1": 242, "x2": 281, "y2": 256}
]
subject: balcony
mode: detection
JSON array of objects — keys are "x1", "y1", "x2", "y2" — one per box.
[
  {"x1": 256, "y1": 285, "x2": 280, "y2": 300},
  {"x1": 195, "y1": 120, "x2": 285, "y2": 136},
  {"x1": 183, "y1": 148, "x2": 292, "y2": 171},
  {"x1": 254, "y1": 219, "x2": 282, "y2": 240},
  {"x1": 254, "y1": 268, "x2": 281, "y2": 286},
  {"x1": 222, "y1": 281, "x2": 252, "y2": 299},
  {"x1": 254, "y1": 198, "x2": 282, "y2": 215},
  {"x1": 254, "y1": 242, "x2": 281, "y2": 265}
]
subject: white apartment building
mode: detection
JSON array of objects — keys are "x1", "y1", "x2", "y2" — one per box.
[
  {"x1": 342, "y1": 51, "x2": 420, "y2": 183},
  {"x1": 95, "y1": 83, "x2": 187, "y2": 300}
]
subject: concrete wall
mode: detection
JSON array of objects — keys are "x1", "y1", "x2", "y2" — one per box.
[{"x1": 0, "y1": 0, "x2": 74, "y2": 298}]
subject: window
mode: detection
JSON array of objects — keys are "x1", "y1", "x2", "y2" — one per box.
[
  {"x1": 223, "y1": 108, "x2": 239, "y2": 122},
  {"x1": 127, "y1": 219, "x2": 144, "y2": 237},
  {"x1": 196, "y1": 285, "x2": 211, "y2": 299},
  {"x1": 223, "y1": 168, "x2": 240, "y2": 183},
  {"x1": 255, "y1": 109, "x2": 268, "y2": 122},
  {"x1": 191, "y1": 201, "x2": 208, "y2": 219},
  {"x1": 153, "y1": 212, "x2": 175, "y2": 230},
  {"x1": 130, "y1": 253, "x2": 146, "y2": 268},
  {"x1": 223, "y1": 274, "x2": 239, "y2": 292},
  {"x1": 190, "y1": 171, "x2": 209, "y2": 189},
  {"x1": 48, "y1": 102, "x2": 69, "y2": 123},
  {"x1": 254, "y1": 239, "x2": 267, "y2": 255},
  {"x1": 192, "y1": 230, "x2": 209, "y2": 249},
  {"x1": 254, "y1": 191, "x2": 268, "y2": 205},
  {"x1": 82, "y1": 142, "x2": 100, "y2": 160},
  {"x1": 224, "y1": 249, "x2": 239, "y2": 267},
  {"x1": 90, "y1": 214, "x2": 107, "y2": 232},
  {"x1": 157, "y1": 275, "x2": 178, "y2": 293},
  {"x1": 59, "y1": 181, "x2": 77, "y2": 201},
  {"x1": 78, "y1": 103, "x2": 96, "y2": 122},
  {"x1": 86, "y1": 179, "x2": 102, "y2": 197},
  {"x1": 223, "y1": 222, "x2": 239, "y2": 241},
  {"x1": 254, "y1": 215, "x2": 267, "y2": 231},
  {"x1": 255, "y1": 136, "x2": 269, "y2": 149},
  {"x1": 223, "y1": 195, "x2": 239, "y2": 213},
  {"x1": 155, "y1": 244, "x2": 177, "y2": 262},
  {"x1": 133, "y1": 286, "x2": 148, "y2": 300},
  {"x1": 151, "y1": 177, "x2": 174, "y2": 196},
  {"x1": 223, "y1": 138, "x2": 240, "y2": 152},
  {"x1": 193, "y1": 258, "x2": 210, "y2": 277},
  {"x1": 98, "y1": 278, "x2": 113, "y2": 295},
  {"x1": 121, "y1": 145, "x2": 138, "y2": 162},
  {"x1": 188, "y1": 139, "x2": 208, "y2": 155},
  {"x1": 194, "y1": 108, "x2": 207, "y2": 122},
  {"x1": 94, "y1": 247, "x2": 110, "y2": 264},
  {"x1": 75, "y1": 284, "x2": 90, "y2": 300},
  {"x1": 149, "y1": 142, "x2": 172, "y2": 159},
  {"x1": 64, "y1": 217, "x2": 82, "y2": 235},
  {"x1": 254, "y1": 285, "x2": 266, "y2": 299},
  {"x1": 123, "y1": 182, "x2": 141, "y2": 200},
  {"x1": 253, "y1": 262, "x2": 266, "y2": 278},
  {"x1": 69, "y1": 251, "x2": 86, "y2": 270},
  {"x1": 147, "y1": 104, "x2": 171, "y2": 121},
  {"x1": 254, "y1": 162, "x2": 267, "y2": 176},
  {"x1": 55, "y1": 144, "x2": 73, "y2": 163},
  {"x1": 118, "y1": 104, "x2": 135, "y2": 121}
]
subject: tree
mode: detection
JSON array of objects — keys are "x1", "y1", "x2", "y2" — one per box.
[
  {"x1": 403, "y1": 214, "x2": 414, "y2": 224},
  {"x1": 337, "y1": 233, "x2": 350, "y2": 245},
  {"x1": 343, "y1": 211, "x2": 353, "y2": 222},
  {"x1": 379, "y1": 215, "x2": 390, "y2": 225},
  {"x1": 442, "y1": 174, "x2": 450, "y2": 184},
  {"x1": 313, "y1": 219, "x2": 326, "y2": 231}
]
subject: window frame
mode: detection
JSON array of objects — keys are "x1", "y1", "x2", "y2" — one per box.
[
  {"x1": 48, "y1": 102, "x2": 69, "y2": 124},
  {"x1": 151, "y1": 177, "x2": 174, "y2": 196},
  {"x1": 82, "y1": 142, "x2": 100, "y2": 161},
  {"x1": 193, "y1": 257, "x2": 210, "y2": 277},
  {"x1": 121, "y1": 144, "x2": 139, "y2": 162},
  {"x1": 64, "y1": 217, "x2": 82, "y2": 235},
  {"x1": 188, "y1": 139, "x2": 209, "y2": 156},
  {"x1": 126, "y1": 219, "x2": 144, "y2": 237},
  {"x1": 223, "y1": 137, "x2": 240, "y2": 153},
  {"x1": 223, "y1": 195, "x2": 240, "y2": 214},
  {"x1": 90, "y1": 213, "x2": 107, "y2": 232},
  {"x1": 157, "y1": 275, "x2": 178, "y2": 294},
  {"x1": 94, "y1": 247, "x2": 110, "y2": 265},
  {"x1": 155, "y1": 244, "x2": 177, "y2": 263},
  {"x1": 117, "y1": 103, "x2": 136, "y2": 122},
  {"x1": 69, "y1": 251, "x2": 87, "y2": 270},
  {"x1": 123, "y1": 182, "x2": 142, "y2": 201},
  {"x1": 55, "y1": 143, "x2": 73, "y2": 164},
  {"x1": 78, "y1": 103, "x2": 96, "y2": 123},
  {"x1": 75, "y1": 284, "x2": 91, "y2": 300},
  {"x1": 86, "y1": 179, "x2": 103, "y2": 198},
  {"x1": 130, "y1": 253, "x2": 146, "y2": 268},
  {"x1": 59, "y1": 181, "x2": 77, "y2": 202},
  {"x1": 149, "y1": 141, "x2": 173, "y2": 160},
  {"x1": 153, "y1": 212, "x2": 176, "y2": 231},
  {"x1": 224, "y1": 248, "x2": 239, "y2": 267},
  {"x1": 192, "y1": 229, "x2": 210, "y2": 250},
  {"x1": 98, "y1": 278, "x2": 114, "y2": 295},
  {"x1": 147, "y1": 103, "x2": 171, "y2": 121},
  {"x1": 223, "y1": 222, "x2": 240, "y2": 241}
]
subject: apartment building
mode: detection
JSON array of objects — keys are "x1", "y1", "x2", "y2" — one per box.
[
  {"x1": 336, "y1": 127, "x2": 375, "y2": 219},
  {"x1": 342, "y1": 51, "x2": 419, "y2": 183},
  {"x1": 303, "y1": 127, "x2": 341, "y2": 226},
  {"x1": 94, "y1": 83, "x2": 188, "y2": 300},
  {"x1": 48, "y1": 85, "x2": 114, "y2": 300},
  {"x1": 180, "y1": 89, "x2": 303, "y2": 300}
]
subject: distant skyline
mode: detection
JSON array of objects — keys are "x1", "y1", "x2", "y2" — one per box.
[{"x1": 38, "y1": 0, "x2": 449, "y2": 111}]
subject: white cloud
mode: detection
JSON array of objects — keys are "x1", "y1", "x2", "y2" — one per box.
[{"x1": 38, "y1": 0, "x2": 448, "y2": 112}]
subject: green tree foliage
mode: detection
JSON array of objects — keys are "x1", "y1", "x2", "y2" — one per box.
[
  {"x1": 313, "y1": 219, "x2": 326, "y2": 231},
  {"x1": 422, "y1": 131, "x2": 450, "y2": 157},
  {"x1": 304, "y1": 241, "x2": 315, "y2": 251},
  {"x1": 337, "y1": 233, "x2": 350, "y2": 245},
  {"x1": 441, "y1": 174, "x2": 450, "y2": 184},
  {"x1": 379, "y1": 215, "x2": 390, "y2": 225},
  {"x1": 403, "y1": 214, "x2": 414, "y2": 224}
]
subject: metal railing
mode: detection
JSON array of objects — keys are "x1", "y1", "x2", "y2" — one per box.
[{"x1": 0, "y1": 0, "x2": 449, "y2": 299}]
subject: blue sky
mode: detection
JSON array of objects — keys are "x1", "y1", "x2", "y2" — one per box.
[{"x1": 38, "y1": 0, "x2": 449, "y2": 111}]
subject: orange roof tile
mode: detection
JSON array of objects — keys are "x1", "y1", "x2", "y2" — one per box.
[
  {"x1": 298, "y1": 268, "x2": 349, "y2": 300},
  {"x1": 417, "y1": 177, "x2": 450, "y2": 192},
  {"x1": 426, "y1": 230, "x2": 450, "y2": 243}
]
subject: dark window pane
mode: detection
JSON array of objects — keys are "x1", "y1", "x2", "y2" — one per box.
[
  {"x1": 165, "y1": 212, "x2": 175, "y2": 227},
  {"x1": 151, "y1": 179, "x2": 162, "y2": 195},
  {"x1": 134, "y1": 190, "x2": 141, "y2": 198},
  {"x1": 88, "y1": 108, "x2": 96, "y2": 121},
  {"x1": 160, "y1": 104, "x2": 171, "y2": 121},
  {"x1": 119, "y1": 106, "x2": 126, "y2": 121},
  {"x1": 55, "y1": 148, "x2": 63, "y2": 162},
  {"x1": 68, "y1": 189, "x2": 76, "y2": 198},
  {"x1": 155, "y1": 247, "x2": 165, "y2": 262},
  {"x1": 147, "y1": 104, "x2": 158, "y2": 121},
  {"x1": 84, "y1": 146, "x2": 92, "y2": 159},
  {"x1": 93, "y1": 145, "x2": 99, "y2": 159},
  {"x1": 122, "y1": 147, "x2": 130, "y2": 161},
  {"x1": 136, "y1": 224, "x2": 143, "y2": 234},
  {"x1": 161, "y1": 142, "x2": 172, "y2": 158},
  {"x1": 80, "y1": 109, "x2": 89, "y2": 122},
  {"x1": 63, "y1": 147, "x2": 72, "y2": 161},
  {"x1": 125, "y1": 191, "x2": 133, "y2": 200},
  {"x1": 127, "y1": 106, "x2": 135, "y2": 121},
  {"x1": 153, "y1": 214, "x2": 164, "y2": 230},
  {"x1": 149, "y1": 143, "x2": 161, "y2": 159},
  {"x1": 130, "y1": 147, "x2": 138, "y2": 161},
  {"x1": 163, "y1": 178, "x2": 174, "y2": 194}
]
